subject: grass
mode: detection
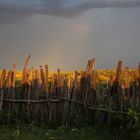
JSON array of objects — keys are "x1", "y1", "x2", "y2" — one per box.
[
  {"x1": 0, "y1": 126, "x2": 109, "y2": 140},
  {"x1": 0, "y1": 125, "x2": 136, "y2": 140},
  {"x1": 0, "y1": 110, "x2": 140, "y2": 140}
]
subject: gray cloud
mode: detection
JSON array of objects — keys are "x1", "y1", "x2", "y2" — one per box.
[{"x1": 0, "y1": 0, "x2": 140, "y2": 23}]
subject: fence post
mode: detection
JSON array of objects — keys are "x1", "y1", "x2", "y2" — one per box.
[{"x1": 0, "y1": 69, "x2": 6, "y2": 111}]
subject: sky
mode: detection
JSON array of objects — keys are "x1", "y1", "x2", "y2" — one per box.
[{"x1": 0, "y1": 0, "x2": 140, "y2": 71}]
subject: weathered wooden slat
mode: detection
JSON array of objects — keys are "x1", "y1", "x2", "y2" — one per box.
[
  {"x1": 6, "y1": 71, "x2": 12, "y2": 89},
  {"x1": 45, "y1": 65, "x2": 49, "y2": 95},
  {"x1": 84, "y1": 58, "x2": 96, "y2": 106},
  {"x1": 124, "y1": 67, "x2": 130, "y2": 98},
  {"x1": 0, "y1": 69, "x2": 6, "y2": 89},
  {"x1": 111, "y1": 60, "x2": 122, "y2": 95},
  {"x1": 11, "y1": 64, "x2": 16, "y2": 98},
  {"x1": 22, "y1": 54, "x2": 31, "y2": 84},
  {"x1": 86, "y1": 58, "x2": 96, "y2": 76},
  {"x1": 115, "y1": 60, "x2": 122, "y2": 81},
  {"x1": 0, "y1": 69, "x2": 6, "y2": 111},
  {"x1": 40, "y1": 66, "x2": 45, "y2": 89},
  {"x1": 138, "y1": 62, "x2": 140, "y2": 88},
  {"x1": 35, "y1": 69, "x2": 42, "y2": 99}
]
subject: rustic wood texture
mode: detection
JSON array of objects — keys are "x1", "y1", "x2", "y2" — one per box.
[{"x1": 0, "y1": 57, "x2": 140, "y2": 127}]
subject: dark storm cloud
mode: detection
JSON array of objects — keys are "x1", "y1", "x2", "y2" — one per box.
[{"x1": 0, "y1": 0, "x2": 140, "y2": 23}]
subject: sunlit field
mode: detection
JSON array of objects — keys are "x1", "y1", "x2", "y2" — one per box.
[{"x1": 0, "y1": 69, "x2": 137, "y2": 82}]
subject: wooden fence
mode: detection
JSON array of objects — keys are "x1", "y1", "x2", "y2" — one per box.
[{"x1": 0, "y1": 55, "x2": 140, "y2": 127}]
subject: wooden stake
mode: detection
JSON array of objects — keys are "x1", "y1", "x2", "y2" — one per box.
[
  {"x1": 0, "y1": 69, "x2": 6, "y2": 111},
  {"x1": 45, "y1": 65, "x2": 49, "y2": 95},
  {"x1": 22, "y1": 54, "x2": 31, "y2": 84},
  {"x1": 124, "y1": 67, "x2": 130, "y2": 107}
]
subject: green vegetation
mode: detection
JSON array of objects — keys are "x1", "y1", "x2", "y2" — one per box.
[
  {"x1": 0, "y1": 109, "x2": 140, "y2": 140},
  {"x1": 0, "y1": 125, "x2": 133, "y2": 140}
]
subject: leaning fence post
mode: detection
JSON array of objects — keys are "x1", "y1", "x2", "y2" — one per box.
[
  {"x1": 22, "y1": 55, "x2": 31, "y2": 84},
  {"x1": 22, "y1": 55, "x2": 31, "y2": 99}
]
